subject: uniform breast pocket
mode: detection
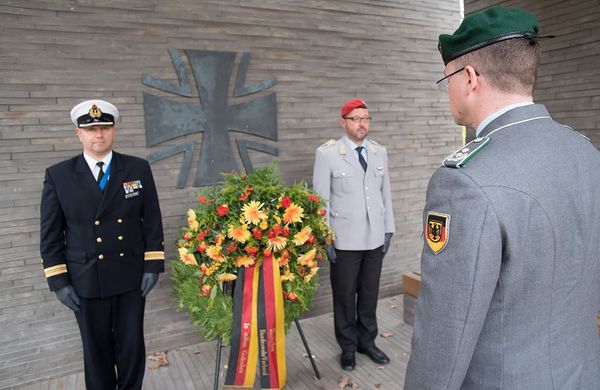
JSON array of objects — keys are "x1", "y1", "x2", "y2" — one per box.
[{"x1": 332, "y1": 169, "x2": 354, "y2": 193}]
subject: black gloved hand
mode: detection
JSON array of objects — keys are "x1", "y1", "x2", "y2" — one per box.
[
  {"x1": 140, "y1": 272, "x2": 159, "y2": 297},
  {"x1": 382, "y1": 232, "x2": 393, "y2": 254},
  {"x1": 326, "y1": 244, "x2": 337, "y2": 264},
  {"x1": 55, "y1": 285, "x2": 80, "y2": 312}
]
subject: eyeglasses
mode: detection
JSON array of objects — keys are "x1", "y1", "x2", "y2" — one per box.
[
  {"x1": 343, "y1": 116, "x2": 372, "y2": 123},
  {"x1": 436, "y1": 67, "x2": 465, "y2": 91}
]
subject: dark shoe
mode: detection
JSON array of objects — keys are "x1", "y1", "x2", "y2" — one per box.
[
  {"x1": 357, "y1": 346, "x2": 390, "y2": 365},
  {"x1": 341, "y1": 351, "x2": 355, "y2": 371}
]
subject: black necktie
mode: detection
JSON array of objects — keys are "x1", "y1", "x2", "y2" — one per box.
[
  {"x1": 96, "y1": 161, "x2": 105, "y2": 183},
  {"x1": 355, "y1": 146, "x2": 367, "y2": 172}
]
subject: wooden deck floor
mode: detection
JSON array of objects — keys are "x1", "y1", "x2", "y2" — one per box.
[{"x1": 14, "y1": 295, "x2": 412, "y2": 390}]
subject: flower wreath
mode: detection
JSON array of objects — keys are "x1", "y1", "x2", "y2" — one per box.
[{"x1": 170, "y1": 165, "x2": 335, "y2": 344}]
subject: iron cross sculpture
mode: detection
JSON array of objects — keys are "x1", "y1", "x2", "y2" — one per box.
[{"x1": 142, "y1": 49, "x2": 278, "y2": 188}]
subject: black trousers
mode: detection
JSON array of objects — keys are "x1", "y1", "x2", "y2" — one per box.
[
  {"x1": 330, "y1": 246, "x2": 384, "y2": 353},
  {"x1": 74, "y1": 289, "x2": 146, "y2": 390}
]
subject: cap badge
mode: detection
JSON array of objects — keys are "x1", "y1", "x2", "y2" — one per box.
[{"x1": 89, "y1": 105, "x2": 102, "y2": 119}]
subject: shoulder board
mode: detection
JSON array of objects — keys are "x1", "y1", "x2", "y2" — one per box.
[
  {"x1": 442, "y1": 137, "x2": 490, "y2": 168},
  {"x1": 563, "y1": 125, "x2": 591, "y2": 142},
  {"x1": 318, "y1": 139, "x2": 336, "y2": 149},
  {"x1": 369, "y1": 139, "x2": 385, "y2": 149}
]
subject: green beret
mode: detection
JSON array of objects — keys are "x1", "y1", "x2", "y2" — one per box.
[{"x1": 439, "y1": 6, "x2": 539, "y2": 65}]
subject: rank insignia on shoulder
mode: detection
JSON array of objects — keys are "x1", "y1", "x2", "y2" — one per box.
[
  {"x1": 319, "y1": 139, "x2": 336, "y2": 149},
  {"x1": 443, "y1": 136, "x2": 490, "y2": 168},
  {"x1": 426, "y1": 211, "x2": 450, "y2": 254}
]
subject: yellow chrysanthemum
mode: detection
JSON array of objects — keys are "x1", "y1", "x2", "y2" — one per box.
[
  {"x1": 187, "y1": 209, "x2": 199, "y2": 232},
  {"x1": 273, "y1": 215, "x2": 282, "y2": 224},
  {"x1": 297, "y1": 248, "x2": 316, "y2": 266},
  {"x1": 292, "y1": 226, "x2": 313, "y2": 246},
  {"x1": 228, "y1": 224, "x2": 251, "y2": 243},
  {"x1": 178, "y1": 247, "x2": 197, "y2": 266},
  {"x1": 206, "y1": 245, "x2": 224, "y2": 262},
  {"x1": 242, "y1": 200, "x2": 268, "y2": 225},
  {"x1": 281, "y1": 267, "x2": 295, "y2": 281},
  {"x1": 267, "y1": 236, "x2": 287, "y2": 252},
  {"x1": 235, "y1": 255, "x2": 255, "y2": 267},
  {"x1": 218, "y1": 273, "x2": 238, "y2": 282},
  {"x1": 260, "y1": 219, "x2": 268, "y2": 230},
  {"x1": 283, "y1": 202, "x2": 304, "y2": 224}
]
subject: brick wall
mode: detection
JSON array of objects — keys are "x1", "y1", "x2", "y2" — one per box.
[
  {"x1": 0, "y1": 0, "x2": 462, "y2": 386},
  {"x1": 464, "y1": 0, "x2": 600, "y2": 147}
]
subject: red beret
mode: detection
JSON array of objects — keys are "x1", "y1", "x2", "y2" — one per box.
[{"x1": 340, "y1": 98, "x2": 367, "y2": 117}]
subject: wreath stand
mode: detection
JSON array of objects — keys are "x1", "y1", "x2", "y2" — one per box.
[{"x1": 213, "y1": 282, "x2": 321, "y2": 389}]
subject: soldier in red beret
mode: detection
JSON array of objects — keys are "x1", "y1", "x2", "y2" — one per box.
[{"x1": 312, "y1": 98, "x2": 395, "y2": 371}]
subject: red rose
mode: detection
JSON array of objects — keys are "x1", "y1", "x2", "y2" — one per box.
[
  {"x1": 307, "y1": 236, "x2": 315, "y2": 245},
  {"x1": 273, "y1": 224, "x2": 283, "y2": 236},
  {"x1": 197, "y1": 242, "x2": 207, "y2": 253},
  {"x1": 267, "y1": 230, "x2": 276, "y2": 239},
  {"x1": 282, "y1": 227, "x2": 290, "y2": 237},
  {"x1": 183, "y1": 232, "x2": 192, "y2": 241},
  {"x1": 318, "y1": 208, "x2": 327, "y2": 217},
  {"x1": 197, "y1": 196, "x2": 211, "y2": 204},
  {"x1": 280, "y1": 196, "x2": 292, "y2": 208},
  {"x1": 252, "y1": 229, "x2": 262, "y2": 239},
  {"x1": 199, "y1": 263, "x2": 208, "y2": 274},
  {"x1": 217, "y1": 204, "x2": 229, "y2": 217}
]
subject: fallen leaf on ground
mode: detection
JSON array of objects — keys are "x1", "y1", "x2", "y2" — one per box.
[
  {"x1": 374, "y1": 384, "x2": 382, "y2": 389},
  {"x1": 380, "y1": 331, "x2": 393, "y2": 338},
  {"x1": 146, "y1": 351, "x2": 169, "y2": 369},
  {"x1": 338, "y1": 375, "x2": 359, "y2": 389}
]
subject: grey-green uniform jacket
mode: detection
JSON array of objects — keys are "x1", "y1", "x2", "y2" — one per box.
[
  {"x1": 404, "y1": 104, "x2": 600, "y2": 389},
  {"x1": 312, "y1": 137, "x2": 395, "y2": 250}
]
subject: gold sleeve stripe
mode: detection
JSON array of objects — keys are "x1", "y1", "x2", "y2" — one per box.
[
  {"x1": 144, "y1": 251, "x2": 165, "y2": 261},
  {"x1": 44, "y1": 264, "x2": 68, "y2": 278}
]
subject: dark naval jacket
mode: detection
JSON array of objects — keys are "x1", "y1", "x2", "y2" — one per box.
[{"x1": 40, "y1": 151, "x2": 165, "y2": 299}]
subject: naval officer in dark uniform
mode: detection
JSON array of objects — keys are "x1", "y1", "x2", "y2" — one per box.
[{"x1": 40, "y1": 99, "x2": 165, "y2": 390}]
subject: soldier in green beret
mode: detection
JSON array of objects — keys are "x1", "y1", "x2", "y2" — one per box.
[{"x1": 405, "y1": 6, "x2": 600, "y2": 389}]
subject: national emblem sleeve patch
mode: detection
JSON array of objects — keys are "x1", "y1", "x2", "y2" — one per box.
[{"x1": 426, "y1": 211, "x2": 450, "y2": 254}]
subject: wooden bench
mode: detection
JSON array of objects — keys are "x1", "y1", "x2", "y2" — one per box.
[{"x1": 402, "y1": 271, "x2": 420, "y2": 326}]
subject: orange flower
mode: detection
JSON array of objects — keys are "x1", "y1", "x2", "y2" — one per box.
[
  {"x1": 239, "y1": 186, "x2": 253, "y2": 201},
  {"x1": 242, "y1": 200, "x2": 268, "y2": 225},
  {"x1": 318, "y1": 208, "x2": 327, "y2": 217},
  {"x1": 292, "y1": 226, "x2": 312, "y2": 246},
  {"x1": 297, "y1": 248, "x2": 317, "y2": 267},
  {"x1": 235, "y1": 255, "x2": 255, "y2": 267},
  {"x1": 218, "y1": 273, "x2": 237, "y2": 282},
  {"x1": 283, "y1": 202, "x2": 304, "y2": 224},
  {"x1": 187, "y1": 209, "x2": 199, "y2": 232},
  {"x1": 245, "y1": 246, "x2": 259, "y2": 256},
  {"x1": 206, "y1": 245, "x2": 224, "y2": 262},
  {"x1": 178, "y1": 247, "x2": 197, "y2": 266},
  {"x1": 267, "y1": 236, "x2": 287, "y2": 252},
  {"x1": 214, "y1": 233, "x2": 225, "y2": 246},
  {"x1": 308, "y1": 194, "x2": 320, "y2": 203},
  {"x1": 197, "y1": 241, "x2": 207, "y2": 253},
  {"x1": 200, "y1": 284, "x2": 211, "y2": 296},
  {"x1": 199, "y1": 263, "x2": 208, "y2": 274},
  {"x1": 227, "y1": 224, "x2": 251, "y2": 243}
]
